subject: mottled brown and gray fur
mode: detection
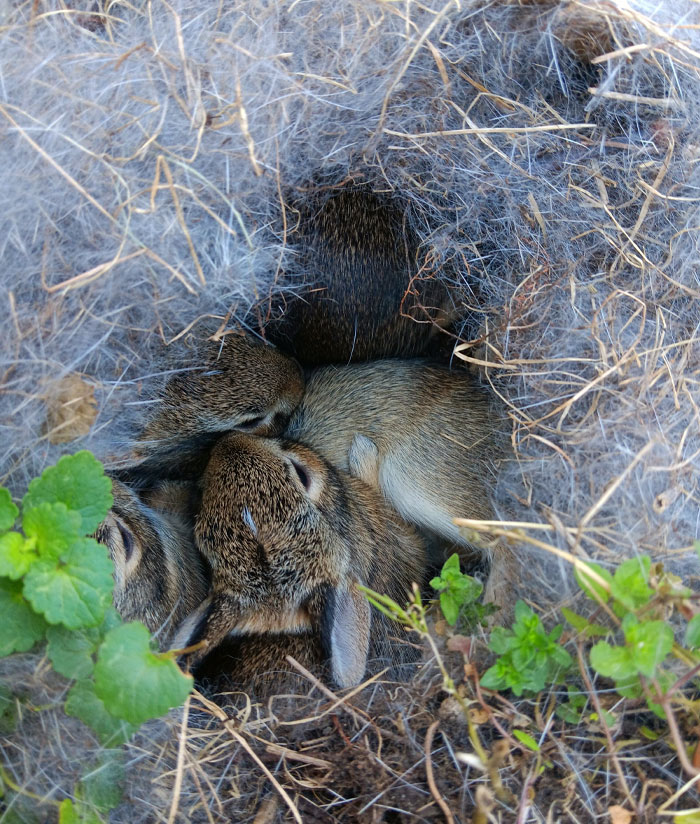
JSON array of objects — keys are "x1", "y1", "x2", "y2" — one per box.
[
  {"x1": 284, "y1": 360, "x2": 517, "y2": 607},
  {"x1": 95, "y1": 478, "x2": 209, "y2": 644},
  {"x1": 123, "y1": 334, "x2": 304, "y2": 482},
  {"x1": 268, "y1": 188, "x2": 453, "y2": 365},
  {"x1": 170, "y1": 432, "x2": 426, "y2": 688}
]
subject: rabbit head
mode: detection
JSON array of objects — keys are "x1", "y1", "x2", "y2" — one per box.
[
  {"x1": 171, "y1": 432, "x2": 425, "y2": 688},
  {"x1": 123, "y1": 335, "x2": 305, "y2": 483},
  {"x1": 96, "y1": 478, "x2": 209, "y2": 643}
]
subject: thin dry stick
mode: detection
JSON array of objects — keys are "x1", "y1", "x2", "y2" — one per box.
[
  {"x1": 424, "y1": 721, "x2": 454, "y2": 824},
  {"x1": 575, "y1": 642, "x2": 636, "y2": 811},
  {"x1": 578, "y1": 440, "x2": 655, "y2": 529},
  {"x1": 150, "y1": 155, "x2": 206, "y2": 286},
  {"x1": 44, "y1": 249, "x2": 146, "y2": 294},
  {"x1": 283, "y1": 655, "x2": 382, "y2": 726},
  {"x1": 658, "y1": 690, "x2": 700, "y2": 781},
  {"x1": 0, "y1": 103, "x2": 117, "y2": 226},
  {"x1": 385, "y1": 122, "x2": 596, "y2": 138},
  {"x1": 193, "y1": 691, "x2": 302, "y2": 824},
  {"x1": 167, "y1": 693, "x2": 191, "y2": 824}
]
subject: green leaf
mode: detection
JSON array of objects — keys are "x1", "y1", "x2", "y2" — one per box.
[
  {"x1": 480, "y1": 662, "x2": 509, "y2": 692},
  {"x1": 0, "y1": 684, "x2": 17, "y2": 734},
  {"x1": 686, "y1": 614, "x2": 700, "y2": 648},
  {"x1": 675, "y1": 813, "x2": 700, "y2": 824},
  {"x1": 94, "y1": 622, "x2": 193, "y2": 725},
  {"x1": 59, "y1": 799, "x2": 80, "y2": 824},
  {"x1": 0, "y1": 577, "x2": 46, "y2": 656},
  {"x1": 488, "y1": 626, "x2": 515, "y2": 655},
  {"x1": 624, "y1": 620, "x2": 673, "y2": 678},
  {"x1": 79, "y1": 752, "x2": 125, "y2": 813},
  {"x1": 575, "y1": 561, "x2": 612, "y2": 603},
  {"x1": 513, "y1": 729, "x2": 539, "y2": 751},
  {"x1": 561, "y1": 607, "x2": 610, "y2": 638},
  {"x1": 0, "y1": 488, "x2": 18, "y2": 532},
  {"x1": 0, "y1": 532, "x2": 39, "y2": 579},
  {"x1": 47, "y1": 624, "x2": 100, "y2": 679},
  {"x1": 590, "y1": 641, "x2": 636, "y2": 681},
  {"x1": 22, "y1": 502, "x2": 82, "y2": 559},
  {"x1": 23, "y1": 538, "x2": 114, "y2": 629},
  {"x1": 514, "y1": 599, "x2": 534, "y2": 624},
  {"x1": 442, "y1": 553, "x2": 460, "y2": 575},
  {"x1": 23, "y1": 452, "x2": 113, "y2": 535},
  {"x1": 556, "y1": 702, "x2": 583, "y2": 724},
  {"x1": 610, "y1": 556, "x2": 652, "y2": 611},
  {"x1": 65, "y1": 680, "x2": 136, "y2": 746},
  {"x1": 440, "y1": 590, "x2": 460, "y2": 625}
]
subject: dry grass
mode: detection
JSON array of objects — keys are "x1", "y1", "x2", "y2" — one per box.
[{"x1": 1, "y1": 0, "x2": 700, "y2": 821}]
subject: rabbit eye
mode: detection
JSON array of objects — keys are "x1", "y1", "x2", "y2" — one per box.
[
  {"x1": 289, "y1": 458, "x2": 311, "y2": 492},
  {"x1": 116, "y1": 520, "x2": 135, "y2": 562},
  {"x1": 237, "y1": 414, "x2": 267, "y2": 431}
]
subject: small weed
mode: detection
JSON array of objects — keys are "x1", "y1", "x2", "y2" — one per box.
[{"x1": 0, "y1": 452, "x2": 193, "y2": 821}]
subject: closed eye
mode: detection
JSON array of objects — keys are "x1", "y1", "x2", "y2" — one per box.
[
  {"x1": 236, "y1": 414, "x2": 267, "y2": 431},
  {"x1": 116, "y1": 520, "x2": 135, "y2": 562},
  {"x1": 289, "y1": 458, "x2": 311, "y2": 493}
]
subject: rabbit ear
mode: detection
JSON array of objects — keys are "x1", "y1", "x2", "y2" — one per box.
[
  {"x1": 169, "y1": 593, "x2": 240, "y2": 666},
  {"x1": 321, "y1": 582, "x2": 371, "y2": 689}
]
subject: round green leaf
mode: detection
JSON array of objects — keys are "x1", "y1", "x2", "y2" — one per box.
[
  {"x1": 686, "y1": 614, "x2": 700, "y2": 649},
  {"x1": 58, "y1": 799, "x2": 79, "y2": 824},
  {"x1": 22, "y1": 502, "x2": 82, "y2": 559},
  {"x1": 624, "y1": 620, "x2": 673, "y2": 678},
  {"x1": 94, "y1": 622, "x2": 193, "y2": 725},
  {"x1": 0, "y1": 532, "x2": 39, "y2": 579},
  {"x1": 610, "y1": 556, "x2": 652, "y2": 610},
  {"x1": 46, "y1": 624, "x2": 100, "y2": 679},
  {"x1": 590, "y1": 641, "x2": 635, "y2": 681},
  {"x1": 0, "y1": 578, "x2": 46, "y2": 656},
  {"x1": 65, "y1": 679, "x2": 136, "y2": 746},
  {"x1": 22, "y1": 452, "x2": 113, "y2": 535},
  {"x1": 0, "y1": 488, "x2": 18, "y2": 532},
  {"x1": 23, "y1": 538, "x2": 114, "y2": 629},
  {"x1": 79, "y1": 752, "x2": 125, "y2": 813}
]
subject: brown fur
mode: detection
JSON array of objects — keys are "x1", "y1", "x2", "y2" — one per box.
[
  {"x1": 285, "y1": 360, "x2": 518, "y2": 609},
  {"x1": 170, "y1": 432, "x2": 426, "y2": 688},
  {"x1": 127, "y1": 334, "x2": 305, "y2": 480},
  {"x1": 95, "y1": 479, "x2": 209, "y2": 644},
  {"x1": 268, "y1": 189, "x2": 453, "y2": 365}
]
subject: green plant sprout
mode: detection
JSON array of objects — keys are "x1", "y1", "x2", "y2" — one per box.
[
  {"x1": 480, "y1": 601, "x2": 573, "y2": 696},
  {"x1": 429, "y1": 552, "x2": 497, "y2": 628},
  {"x1": 571, "y1": 556, "x2": 699, "y2": 721},
  {"x1": 362, "y1": 541, "x2": 700, "y2": 785},
  {"x1": 0, "y1": 452, "x2": 193, "y2": 822}
]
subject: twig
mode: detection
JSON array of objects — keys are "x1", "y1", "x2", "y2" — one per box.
[
  {"x1": 167, "y1": 693, "x2": 191, "y2": 824},
  {"x1": 192, "y1": 690, "x2": 302, "y2": 824},
  {"x1": 575, "y1": 642, "x2": 636, "y2": 810},
  {"x1": 425, "y1": 720, "x2": 455, "y2": 824},
  {"x1": 282, "y1": 654, "x2": 381, "y2": 726}
]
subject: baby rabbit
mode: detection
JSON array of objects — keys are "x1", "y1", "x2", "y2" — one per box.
[
  {"x1": 170, "y1": 432, "x2": 426, "y2": 689},
  {"x1": 284, "y1": 360, "x2": 516, "y2": 606},
  {"x1": 95, "y1": 478, "x2": 209, "y2": 643},
  {"x1": 121, "y1": 333, "x2": 304, "y2": 482},
  {"x1": 268, "y1": 188, "x2": 453, "y2": 365}
]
